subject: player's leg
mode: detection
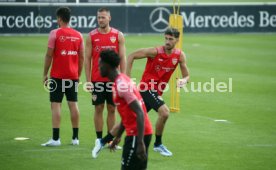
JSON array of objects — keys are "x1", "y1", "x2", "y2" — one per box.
[
  {"x1": 153, "y1": 104, "x2": 172, "y2": 156},
  {"x1": 94, "y1": 104, "x2": 105, "y2": 138},
  {"x1": 140, "y1": 90, "x2": 172, "y2": 156},
  {"x1": 42, "y1": 78, "x2": 63, "y2": 146},
  {"x1": 65, "y1": 79, "x2": 80, "y2": 145},
  {"x1": 106, "y1": 104, "x2": 116, "y2": 133},
  {"x1": 92, "y1": 82, "x2": 106, "y2": 139},
  {"x1": 106, "y1": 83, "x2": 116, "y2": 135},
  {"x1": 67, "y1": 101, "x2": 80, "y2": 145},
  {"x1": 91, "y1": 82, "x2": 106, "y2": 158}
]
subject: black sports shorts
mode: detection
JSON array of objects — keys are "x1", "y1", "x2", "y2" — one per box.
[
  {"x1": 140, "y1": 90, "x2": 165, "y2": 112},
  {"x1": 49, "y1": 78, "x2": 78, "y2": 103},
  {"x1": 91, "y1": 82, "x2": 114, "y2": 106},
  {"x1": 121, "y1": 135, "x2": 152, "y2": 170}
]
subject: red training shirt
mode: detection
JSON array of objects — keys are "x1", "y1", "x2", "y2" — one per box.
[
  {"x1": 89, "y1": 28, "x2": 119, "y2": 82},
  {"x1": 48, "y1": 27, "x2": 83, "y2": 80},
  {"x1": 113, "y1": 74, "x2": 153, "y2": 136},
  {"x1": 139, "y1": 46, "x2": 181, "y2": 95}
]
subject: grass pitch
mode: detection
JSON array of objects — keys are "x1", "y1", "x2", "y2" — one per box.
[{"x1": 0, "y1": 33, "x2": 276, "y2": 170}]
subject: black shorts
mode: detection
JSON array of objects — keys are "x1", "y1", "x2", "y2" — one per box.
[
  {"x1": 49, "y1": 78, "x2": 78, "y2": 103},
  {"x1": 140, "y1": 90, "x2": 165, "y2": 112},
  {"x1": 122, "y1": 135, "x2": 152, "y2": 170},
  {"x1": 91, "y1": 82, "x2": 114, "y2": 106}
]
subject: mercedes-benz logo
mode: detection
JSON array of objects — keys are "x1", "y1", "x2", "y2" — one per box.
[{"x1": 149, "y1": 7, "x2": 171, "y2": 32}]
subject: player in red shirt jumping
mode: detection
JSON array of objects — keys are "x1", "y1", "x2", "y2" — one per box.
[
  {"x1": 42, "y1": 7, "x2": 84, "y2": 146},
  {"x1": 85, "y1": 7, "x2": 126, "y2": 151},
  {"x1": 96, "y1": 50, "x2": 152, "y2": 170},
  {"x1": 126, "y1": 28, "x2": 190, "y2": 156}
]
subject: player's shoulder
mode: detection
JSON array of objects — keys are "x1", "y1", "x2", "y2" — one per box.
[
  {"x1": 173, "y1": 48, "x2": 182, "y2": 55},
  {"x1": 89, "y1": 28, "x2": 98, "y2": 36},
  {"x1": 156, "y1": 46, "x2": 165, "y2": 54},
  {"x1": 116, "y1": 74, "x2": 128, "y2": 83},
  {"x1": 110, "y1": 27, "x2": 120, "y2": 34},
  {"x1": 49, "y1": 28, "x2": 60, "y2": 35}
]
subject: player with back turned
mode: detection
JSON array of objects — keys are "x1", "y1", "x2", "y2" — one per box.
[{"x1": 42, "y1": 7, "x2": 84, "y2": 146}]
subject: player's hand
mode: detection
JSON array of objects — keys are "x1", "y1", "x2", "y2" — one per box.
[
  {"x1": 43, "y1": 75, "x2": 48, "y2": 86},
  {"x1": 85, "y1": 82, "x2": 93, "y2": 92},
  {"x1": 136, "y1": 142, "x2": 147, "y2": 161},
  {"x1": 177, "y1": 78, "x2": 188, "y2": 88},
  {"x1": 109, "y1": 137, "x2": 121, "y2": 152}
]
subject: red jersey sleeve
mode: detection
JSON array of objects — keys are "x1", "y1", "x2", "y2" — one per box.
[
  {"x1": 48, "y1": 29, "x2": 57, "y2": 49},
  {"x1": 117, "y1": 79, "x2": 137, "y2": 104}
]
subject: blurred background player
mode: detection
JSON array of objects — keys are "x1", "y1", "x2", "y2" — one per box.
[
  {"x1": 41, "y1": 7, "x2": 84, "y2": 146},
  {"x1": 93, "y1": 49, "x2": 152, "y2": 170},
  {"x1": 126, "y1": 27, "x2": 189, "y2": 156},
  {"x1": 85, "y1": 7, "x2": 126, "y2": 149}
]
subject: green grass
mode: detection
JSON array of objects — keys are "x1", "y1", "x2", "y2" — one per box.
[
  {"x1": 0, "y1": 33, "x2": 276, "y2": 170},
  {"x1": 128, "y1": 0, "x2": 276, "y2": 3}
]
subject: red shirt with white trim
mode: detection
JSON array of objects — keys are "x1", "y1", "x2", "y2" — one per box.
[
  {"x1": 48, "y1": 27, "x2": 83, "y2": 80},
  {"x1": 113, "y1": 74, "x2": 153, "y2": 136},
  {"x1": 139, "y1": 46, "x2": 181, "y2": 95},
  {"x1": 89, "y1": 28, "x2": 119, "y2": 82}
]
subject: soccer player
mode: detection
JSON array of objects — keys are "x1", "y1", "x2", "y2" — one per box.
[
  {"x1": 126, "y1": 28, "x2": 190, "y2": 156},
  {"x1": 41, "y1": 7, "x2": 84, "y2": 146},
  {"x1": 93, "y1": 49, "x2": 152, "y2": 170},
  {"x1": 85, "y1": 7, "x2": 126, "y2": 149}
]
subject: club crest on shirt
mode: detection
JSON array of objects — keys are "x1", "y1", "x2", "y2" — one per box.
[
  {"x1": 110, "y1": 36, "x2": 116, "y2": 43},
  {"x1": 92, "y1": 95, "x2": 97, "y2": 101},
  {"x1": 172, "y1": 58, "x2": 178, "y2": 65},
  {"x1": 59, "y1": 36, "x2": 66, "y2": 42}
]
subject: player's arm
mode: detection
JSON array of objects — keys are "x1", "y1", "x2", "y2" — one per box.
[
  {"x1": 129, "y1": 100, "x2": 147, "y2": 161},
  {"x1": 110, "y1": 122, "x2": 125, "y2": 151},
  {"x1": 43, "y1": 48, "x2": 54, "y2": 84},
  {"x1": 84, "y1": 35, "x2": 92, "y2": 82},
  {"x1": 178, "y1": 51, "x2": 190, "y2": 88},
  {"x1": 78, "y1": 36, "x2": 84, "y2": 78},
  {"x1": 118, "y1": 32, "x2": 126, "y2": 73},
  {"x1": 126, "y1": 47, "x2": 157, "y2": 77}
]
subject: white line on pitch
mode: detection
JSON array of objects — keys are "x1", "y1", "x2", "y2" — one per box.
[
  {"x1": 193, "y1": 115, "x2": 231, "y2": 123},
  {"x1": 247, "y1": 144, "x2": 276, "y2": 147},
  {"x1": 23, "y1": 148, "x2": 86, "y2": 152}
]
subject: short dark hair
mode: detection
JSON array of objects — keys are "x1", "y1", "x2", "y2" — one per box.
[
  {"x1": 100, "y1": 50, "x2": 120, "y2": 68},
  {"x1": 165, "y1": 27, "x2": 180, "y2": 38},
  {"x1": 98, "y1": 7, "x2": 110, "y2": 14},
  {"x1": 56, "y1": 7, "x2": 71, "y2": 23}
]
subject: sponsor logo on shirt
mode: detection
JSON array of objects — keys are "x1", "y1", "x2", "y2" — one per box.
[
  {"x1": 60, "y1": 50, "x2": 78, "y2": 56},
  {"x1": 94, "y1": 39, "x2": 100, "y2": 42},
  {"x1": 61, "y1": 50, "x2": 67, "y2": 56},
  {"x1": 155, "y1": 65, "x2": 161, "y2": 72},
  {"x1": 162, "y1": 67, "x2": 175, "y2": 72},
  {"x1": 158, "y1": 58, "x2": 164, "y2": 62},
  {"x1": 110, "y1": 36, "x2": 116, "y2": 43},
  {"x1": 67, "y1": 51, "x2": 78, "y2": 55},
  {"x1": 59, "y1": 36, "x2": 80, "y2": 42},
  {"x1": 59, "y1": 36, "x2": 66, "y2": 42},
  {"x1": 95, "y1": 46, "x2": 100, "y2": 52}
]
